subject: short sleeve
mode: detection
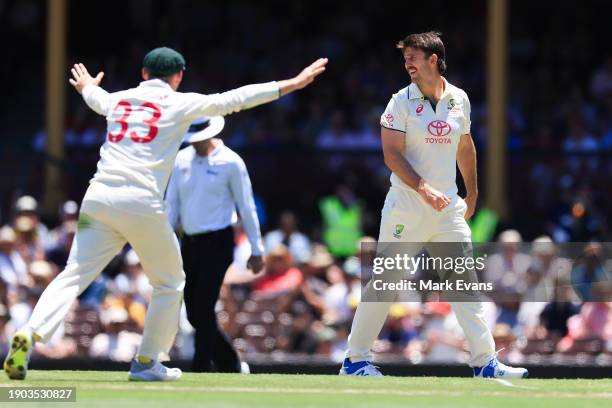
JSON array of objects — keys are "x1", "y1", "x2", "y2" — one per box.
[
  {"x1": 380, "y1": 95, "x2": 407, "y2": 133},
  {"x1": 462, "y1": 94, "x2": 471, "y2": 135}
]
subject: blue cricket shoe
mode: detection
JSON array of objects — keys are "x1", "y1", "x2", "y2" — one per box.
[
  {"x1": 339, "y1": 358, "x2": 383, "y2": 377},
  {"x1": 473, "y1": 357, "x2": 528, "y2": 379}
]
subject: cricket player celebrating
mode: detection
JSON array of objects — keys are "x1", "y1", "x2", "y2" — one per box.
[
  {"x1": 4, "y1": 47, "x2": 327, "y2": 381},
  {"x1": 340, "y1": 32, "x2": 527, "y2": 378}
]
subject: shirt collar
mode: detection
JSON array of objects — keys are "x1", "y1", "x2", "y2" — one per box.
[
  {"x1": 408, "y1": 77, "x2": 452, "y2": 100},
  {"x1": 138, "y1": 78, "x2": 173, "y2": 90},
  {"x1": 408, "y1": 82, "x2": 423, "y2": 100},
  {"x1": 209, "y1": 139, "x2": 225, "y2": 156},
  {"x1": 192, "y1": 139, "x2": 225, "y2": 160}
]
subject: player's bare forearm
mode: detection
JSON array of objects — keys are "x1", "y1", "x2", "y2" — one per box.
[
  {"x1": 381, "y1": 126, "x2": 422, "y2": 188},
  {"x1": 382, "y1": 127, "x2": 450, "y2": 211},
  {"x1": 383, "y1": 144, "x2": 420, "y2": 189},
  {"x1": 278, "y1": 58, "x2": 328, "y2": 96},
  {"x1": 457, "y1": 133, "x2": 478, "y2": 220},
  {"x1": 457, "y1": 134, "x2": 478, "y2": 197}
]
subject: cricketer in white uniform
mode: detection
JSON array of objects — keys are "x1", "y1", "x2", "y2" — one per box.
[
  {"x1": 340, "y1": 32, "x2": 527, "y2": 378},
  {"x1": 4, "y1": 47, "x2": 327, "y2": 381}
]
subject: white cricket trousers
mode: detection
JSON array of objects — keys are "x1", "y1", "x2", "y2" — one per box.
[
  {"x1": 27, "y1": 182, "x2": 185, "y2": 360},
  {"x1": 346, "y1": 186, "x2": 495, "y2": 367}
]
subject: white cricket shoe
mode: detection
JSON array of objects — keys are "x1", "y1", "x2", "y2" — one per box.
[
  {"x1": 128, "y1": 359, "x2": 182, "y2": 381},
  {"x1": 4, "y1": 328, "x2": 34, "y2": 380},
  {"x1": 339, "y1": 358, "x2": 383, "y2": 377},
  {"x1": 240, "y1": 361, "x2": 250, "y2": 374},
  {"x1": 473, "y1": 357, "x2": 528, "y2": 379}
]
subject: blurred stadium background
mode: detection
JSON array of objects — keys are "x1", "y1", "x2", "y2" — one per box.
[{"x1": 0, "y1": 0, "x2": 610, "y2": 377}]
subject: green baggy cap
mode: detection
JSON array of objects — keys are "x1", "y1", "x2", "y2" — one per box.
[{"x1": 143, "y1": 47, "x2": 186, "y2": 77}]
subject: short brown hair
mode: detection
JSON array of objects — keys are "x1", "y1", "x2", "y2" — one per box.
[{"x1": 396, "y1": 31, "x2": 446, "y2": 75}]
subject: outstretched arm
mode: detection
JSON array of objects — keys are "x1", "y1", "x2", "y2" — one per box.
[
  {"x1": 185, "y1": 58, "x2": 328, "y2": 118},
  {"x1": 69, "y1": 63, "x2": 110, "y2": 116}
]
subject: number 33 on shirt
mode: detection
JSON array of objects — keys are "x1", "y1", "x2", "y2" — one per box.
[{"x1": 108, "y1": 101, "x2": 162, "y2": 143}]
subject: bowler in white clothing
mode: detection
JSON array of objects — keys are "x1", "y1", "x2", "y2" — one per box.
[
  {"x1": 340, "y1": 32, "x2": 527, "y2": 379},
  {"x1": 166, "y1": 116, "x2": 263, "y2": 372}
]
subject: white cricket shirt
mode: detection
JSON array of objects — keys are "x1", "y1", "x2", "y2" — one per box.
[
  {"x1": 80, "y1": 79, "x2": 279, "y2": 207},
  {"x1": 165, "y1": 142, "x2": 264, "y2": 255},
  {"x1": 380, "y1": 77, "x2": 471, "y2": 197}
]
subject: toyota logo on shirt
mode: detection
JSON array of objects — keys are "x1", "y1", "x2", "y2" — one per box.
[{"x1": 427, "y1": 120, "x2": 451, "y2": 137}]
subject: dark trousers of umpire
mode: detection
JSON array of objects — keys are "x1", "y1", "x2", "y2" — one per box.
[{"x1": 181, "y1": 226, "x2": 241, "y2": 372}]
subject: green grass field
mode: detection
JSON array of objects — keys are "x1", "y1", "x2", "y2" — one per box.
[{"x1": 0, "y1": 371, "x2": 610, "y2": 408}]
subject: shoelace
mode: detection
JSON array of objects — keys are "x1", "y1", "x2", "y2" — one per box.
[
  {"x1": 355, "y1": 361, "x2": 380, "y2": 369},
  {"x1": 151, "y1": 363, "x2": 166, "y2": 374},
  {"x1": 363, "y1": 363, "x2": 381, "y2": 373},
  {"x1": 489, "y1": 347, "x2": 506, "y2": 369}
]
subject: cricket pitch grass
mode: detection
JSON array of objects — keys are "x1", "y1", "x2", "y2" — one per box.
[{"x1": 0, "y1": 370, "x2": 610, "y2": 407}]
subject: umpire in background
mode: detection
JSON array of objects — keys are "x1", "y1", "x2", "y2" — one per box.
[{"x1": 166, "y1": 116, "x2": 264, "y2": 372}]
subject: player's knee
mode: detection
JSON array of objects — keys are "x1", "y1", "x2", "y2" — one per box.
[{"x1": 149, "y1": 272, "x2": 185, "y2": 294}]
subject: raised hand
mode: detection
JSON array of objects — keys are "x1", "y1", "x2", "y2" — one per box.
[
  {"x1": 279, "y1": 58, "x2": 328, "y2": 96},
  {"x1": 69, "y1": 63, "x2": 104, "y2": 94},
  {"x1": 292, "y1": 58, "x2": 328, "y2": 90}
]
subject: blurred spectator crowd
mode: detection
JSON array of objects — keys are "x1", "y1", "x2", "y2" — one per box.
[
  {"x1": 0, "y1": 195, "x2": 610, "y2": 366},
  {"x1": 0, "y1": 1, "x2": 610, "y2": 366},
  {"x1": 1, "y1": 1, "x2": 611, "y2": 242}
]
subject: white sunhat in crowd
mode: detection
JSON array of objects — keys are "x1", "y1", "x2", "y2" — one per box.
[
  {"x1": 15, "y1": 195, "x2": 38, "y2": 213},
  {"x1": 532, "y1": 235, "x2": 556, "y2": 255},
  {"x1": 498, "y1": 229, "x2": 522, "y2": 243},
  {"x1": 184, "y1": 116, "x2": 225, "y2": 144},
  {"x1": 101, "y1": 307, "x2": 129, "y2": 325},
  {"x1": 0, "y1": 226, "x2": 16, "y2": 243},
  {"x1": 125, "y1": 249, "x2": 141, "y2": 266},
  {"x1": 60, "y1": 200, "x2": 79, "y2": 218},
  {"x1": 29, "y1": 260, "x2": 53, "y2": 280}
]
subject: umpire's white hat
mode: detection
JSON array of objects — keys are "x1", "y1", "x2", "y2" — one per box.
[{"x1": 184, "y1": 116, "x2": 225, "y2": 144}]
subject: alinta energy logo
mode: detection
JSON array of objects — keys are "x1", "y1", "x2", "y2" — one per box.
[{"x1": 426, "y1": 120, "x2": 452, "y2": 144}]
